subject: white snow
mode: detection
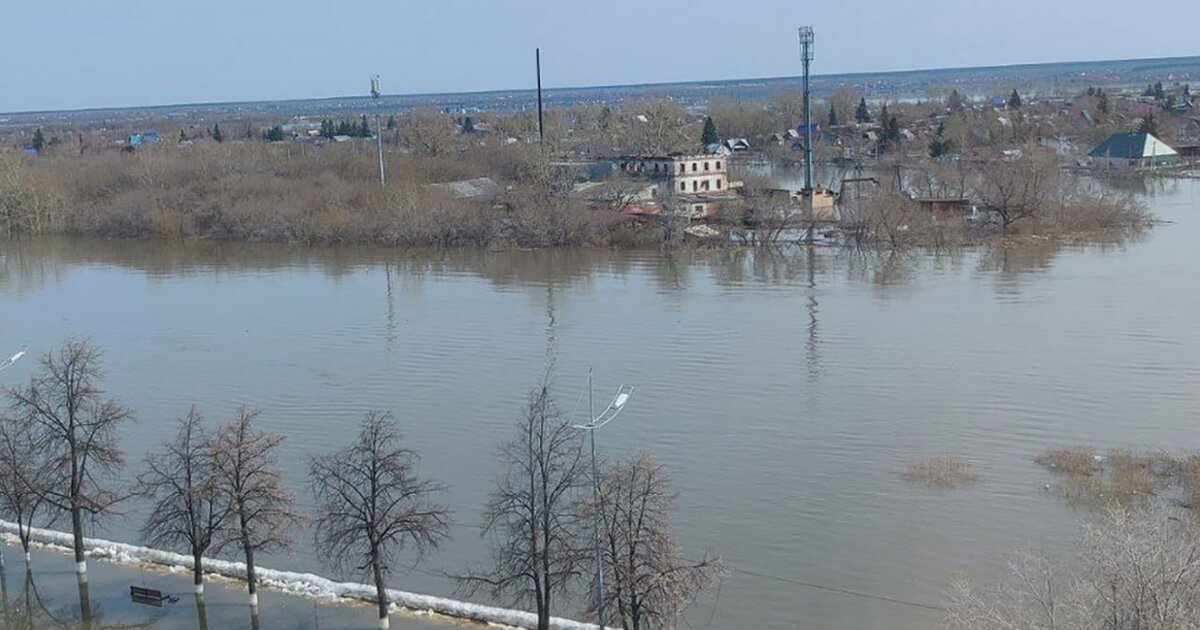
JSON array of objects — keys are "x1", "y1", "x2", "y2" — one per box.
[{"x1": 0, "y1": 520, "x2": 606, "y2": 630}]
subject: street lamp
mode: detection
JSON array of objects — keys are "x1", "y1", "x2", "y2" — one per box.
[
  {"x1": 571, "y1": 369, "x2": 634, "y2": 627},
  {"x1": 0, "y1": 346, "x2": 27, "y2": 373}
]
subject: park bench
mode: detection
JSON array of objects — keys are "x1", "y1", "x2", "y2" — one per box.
[{"x1": 129, "y1": 585, "x2": 171, "y2": 607}]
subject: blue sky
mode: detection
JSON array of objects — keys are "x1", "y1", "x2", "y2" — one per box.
[{"x1": 3, "y1": 0, "x2": 1197, "y2": 113}]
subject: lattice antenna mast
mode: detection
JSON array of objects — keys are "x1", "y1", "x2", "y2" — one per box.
[{"x1": 799, "y1": 26, "x2": 815, "y2": 191}]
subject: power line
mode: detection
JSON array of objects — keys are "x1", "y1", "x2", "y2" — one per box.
[
  {"x1": 727, "y1": 565, "x2": 946, "y2": 612},
  {"x1": 440, "y1": 521, "x2": 945, "y2": 613}
]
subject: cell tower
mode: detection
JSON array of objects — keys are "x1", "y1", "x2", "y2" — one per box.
[{"x1": 798, "y1": 26, "x2": 815, "y2": 243}]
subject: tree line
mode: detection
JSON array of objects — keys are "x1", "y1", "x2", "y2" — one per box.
[{"x1": 0, "y1": 339, "x2": 718, "y2": 630}]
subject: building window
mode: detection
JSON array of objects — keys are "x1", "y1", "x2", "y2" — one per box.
[
  {"x1": 716, "y1": 180, "x2": 722, "y2": 190},
  {"x1": 704, "y1": 162, "x2": 710, "y2": 171},
  {"x1": 716, "y1": 161, "x2": 722, "y2": 170},
  {"x1": 681, "y1": 182, "x2": 687, "y2": 192},
  {"x1": 702, "y1": 181, "x2": 709, "y2": 191},
  {"x1": 692, "y1": 181, "x2": 698, "y2": 192},
  {"x1": 692, "y1": 162, "x2": 698, "y2": 172},
  {"x1": 679, "y1": 164, "x2": 685, "y2": 174}
]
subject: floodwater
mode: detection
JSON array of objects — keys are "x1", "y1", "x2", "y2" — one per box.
[{"x1": 1, "y1": 178, "x2": 1198, "y2": 630}]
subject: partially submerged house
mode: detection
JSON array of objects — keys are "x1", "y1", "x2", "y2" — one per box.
[
  {"x1": 1088, "y1": 133, "x2": 1179, "y2": 170},
  {"x1": 762, "y1": 186, "x2": 839, "y2": 222},
  {"x1": 723, "y1": 138, "x2": 751, "y2": 153},
  {"x1": 615, "y1": 153, "x2": 737, "y2": 218},
  {"x1": 913, "y1": 197, "x2": 971, "y2": 215}
]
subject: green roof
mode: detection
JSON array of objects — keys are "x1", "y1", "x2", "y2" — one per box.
[{"x1": 1089, "y1": 133, "x2": 1177, "y2": 159}]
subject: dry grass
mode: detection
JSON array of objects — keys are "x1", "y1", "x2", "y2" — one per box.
[
  {"x1": 1035, "y1": 447, "x2": 1098, "y2": 476},
  {"x1": 903, "y1": 457, "x2": 978, "y2": 488},
  {"x1": 1038, "y1": 447, "x2": 1191, "y2": 511},
  {"x1": 0, "y1": 141, "x2": 662, "y2": 249}
]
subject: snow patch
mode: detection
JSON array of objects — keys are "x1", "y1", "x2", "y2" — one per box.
[{"x1": 0, "y1": 520, "x2": 605, "y2": 630}]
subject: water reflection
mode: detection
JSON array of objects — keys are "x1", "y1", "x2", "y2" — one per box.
[
  {"x1": 1, "y1": 233, "x2": 1155, "y2": 305},
  {"x1": 0, "y1": 561, "x2": 163, "y2": 630},
  {"x1": 194, "y1": 593, "x2": 208, "y2": 630}
]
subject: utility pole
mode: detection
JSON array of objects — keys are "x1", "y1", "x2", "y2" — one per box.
[
  {"x1": 799, "y1": 26, "x2": 815, "y2": 244},
  {"x1": 371, "y1": 75, "x2": 386, "y2": 188},
  {"x1": 536, "y1": 48, "x2": 545, "y2": 146}
]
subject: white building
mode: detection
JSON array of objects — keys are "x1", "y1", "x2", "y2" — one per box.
[{"x1": 616, "y1": 154, "x2": 730, "y2": 196}]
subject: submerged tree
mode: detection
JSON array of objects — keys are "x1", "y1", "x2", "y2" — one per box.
[
  {"x1": 947, "y1": 506, "x2": 1200, "y2": 630},
  {"x1": 459, "y1": 381, "x2": 586, "y2": 630},
  {"x1": 1008, "y1": 88, "x2": 1023, "y2": 109},
  {"x1": 1138, "y1": 112, "x2": 1159, "y2": 136},
  {"x1": 0, "y1": 415, "x2": 51, "y2": 564},
  {"x1": 947, "y1": 89, "x2": 964, "y2": 112},
  {"x1": 210, "y1": 406, "x2": 298, "y2": 609},
  {"x1": 588, "y1": 455, "x2": 721, "y2": 630},
  {"x1": 138, "y1": 407, "x2": 229, "y2": 595},
  {"x1": 700, "y1": 116, "x2": 719, "y2": 147},
  {"x1": 310, "y1": 411, "x2": 451, "y2": 629},
  {"x1": 855, "y1": 98, "x2": 872, "y2": 124},
  {"x1": 5, "y1": 339, "x2": 133, "y2": 579}
]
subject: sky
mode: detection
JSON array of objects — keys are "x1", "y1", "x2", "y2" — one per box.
[{"x1": 2, "y1": 0, "x2": 1198, "y2": 113}]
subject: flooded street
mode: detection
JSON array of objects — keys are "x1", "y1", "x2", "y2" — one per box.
[{"x1": 2, "y1": 178, "x2": 1198, "y2": 630}]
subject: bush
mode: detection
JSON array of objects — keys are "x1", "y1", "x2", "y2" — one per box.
[{"x1": 903, "y1": 457, "x2": 978, "y2": 488}]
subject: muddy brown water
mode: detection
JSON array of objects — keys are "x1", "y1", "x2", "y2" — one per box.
[{"x1": 2, "y1": 178, "x2": 1198, "y2": 629}]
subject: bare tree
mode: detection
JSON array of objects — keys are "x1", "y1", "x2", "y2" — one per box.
[
  {"x1": 137, "y1": 406, "x2": 229, "y2": 595},
  {"x1": 946, "y1": 505, "x2": 1200, "y2": 630},
  {"x1": 396, "y1": 108, "x2": 456, "y2": 157},
  {"x1": 588, "y1": 455, "x2": 721, "y2": 630},
  {"x1": 459, "y1": 382, "x2": 586, "y2": 630},
  {"x1": 625, "y1": 100, "x2": 695, "y2": 155},
  {"x1": 4, "y1": 338, "x2": 132, "y2": 579},
  {"x1": 0, "y1": 415, "x2": 51, "y2": 564},
  {"x1": 310, "y1": 411, "x2": 451, "y2": 629},
  {"x1": 210, "y1": 406, "x2": 299, "y2": 608},
  {"x1": 971, "y1": 152, "x2": 1060, "y2": 233}
]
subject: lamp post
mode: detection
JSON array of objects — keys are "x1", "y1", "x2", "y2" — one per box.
[
  {"x1": 571, "y1": 369, "x2": 634, "y2": 628},
  {"x1": 0, "y1": 346, "x2": 27, "y2": 373}
]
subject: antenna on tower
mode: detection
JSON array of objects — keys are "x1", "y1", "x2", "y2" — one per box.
[{"x1": 798, "y1": 26, "x2": 816, "y2": 244}]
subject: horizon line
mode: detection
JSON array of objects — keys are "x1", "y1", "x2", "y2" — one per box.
[{"x1": 3, "y1": 53, "x2": 1197, "y2": 119}]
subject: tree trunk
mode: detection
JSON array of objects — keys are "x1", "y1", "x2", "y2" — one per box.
[
  {"x1": 18, "y1": 518, "x2": 32, "y2": 564},
  {"x1": 77, "y1": 572, "x2": 92, "y2": 630},
  {"x1": 71, "y1": 506, "x2": 86, "y2": 578},
  {"x1": 372, "y1": 558, "x2": 390, "y2": 629},
  {"x1": 193, "y1": 551, "x2": 205, "y2": 594},
  {"x1": 244, "y1": 543, "x2": 258, "y2": 607}
]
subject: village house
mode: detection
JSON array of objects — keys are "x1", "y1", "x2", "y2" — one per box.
[
  {"x1": 615, "y1": 153, "x2": 737, "y2": 218},
  {"x1": 1088, "y1": 132, "x2": 1179, "y2": 170}
]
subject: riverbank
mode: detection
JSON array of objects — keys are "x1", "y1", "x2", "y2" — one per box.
[
  {"x1": 0, "y1": 142, "x2": 1154, "y2": 251},
  {"x1": 1, "y1": 522, "x2": 600, "y2": 630}
]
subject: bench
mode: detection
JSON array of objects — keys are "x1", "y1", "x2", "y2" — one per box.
[{"x1": 130, "y1": 585, "x2": 169, "y2": 607}]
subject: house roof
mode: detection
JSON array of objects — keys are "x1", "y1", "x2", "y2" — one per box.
[
  {"x1": 1089, "y1": 133, "x2": 1178, "y2": 159},
  {"x1": 426, "y1": 177, "x2": 500, "y2": 199}
]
